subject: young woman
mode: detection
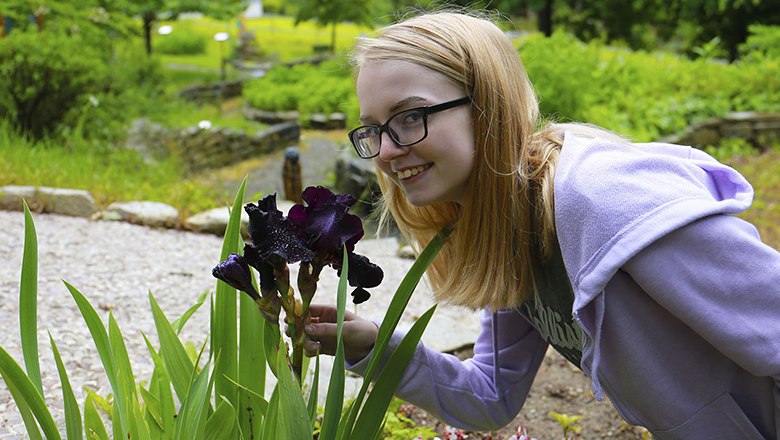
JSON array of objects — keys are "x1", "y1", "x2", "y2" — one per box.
[{"x1": 304, "y1": 11, "x2": 780, "y2": 439}]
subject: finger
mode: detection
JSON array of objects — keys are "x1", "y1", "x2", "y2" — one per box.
[
  {"x1": 306, "y1": 322, "x2": 339, "y2": 340},
  {"x1": 307, "y1": 304, "x2": 338, "y2": 321},
  {"x1": 304, "y1": 340, "x2": 321, "y2": 357}
]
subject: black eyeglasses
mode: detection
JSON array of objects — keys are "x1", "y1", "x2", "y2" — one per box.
[{"x1": 348, "y1": 96, "x2": 471, "y2": 159}]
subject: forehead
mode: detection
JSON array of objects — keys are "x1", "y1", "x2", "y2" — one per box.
[{"x1": 356, "y1": 60, "x2": 462, "y2": 120}]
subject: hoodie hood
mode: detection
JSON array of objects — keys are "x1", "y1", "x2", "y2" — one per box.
[{"x1": 553, "y1": 132, "x2": 754, "y2": 398}]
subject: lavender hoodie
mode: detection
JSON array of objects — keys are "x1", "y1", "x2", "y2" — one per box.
[{"x1": 349, "y1": 133, "x2": 780, "y2": 439}]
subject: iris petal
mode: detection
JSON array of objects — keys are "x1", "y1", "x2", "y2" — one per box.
[
  {"x1": 245, "y1": 194, "x2": 313, "y2": 264},
  {"x1": 350, "y1": 287, "x2": 371, "y2": 304},
  {"x1": 212, "y1": 253, "x2": 260, "y2": 299},
  {"x1": 346, "y1": 253, "x2": 384, "y2": 288}
]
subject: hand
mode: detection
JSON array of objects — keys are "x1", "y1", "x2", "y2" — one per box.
[{"x1": 304, "y1": 304, "x2": 379, "y2": 363}]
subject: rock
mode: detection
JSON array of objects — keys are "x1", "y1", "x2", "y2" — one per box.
[
  {"x1": 101, "y1": 201, "x2": 179, "y2": 228},
  {"x1": 0, "y1": 186, "x2": 38, "y2": 212},
  {"x1": 0, "y1": 185, "x2": 94, "y2": 217},
  {"x1": 37, "y1": 187, "x2": 96, "y2": 218},
  {"x1": 186, "y1": 206, "x2": 250, "y2": 238},
  {"x1": 185, "y1": 199, "x2": 296, "y2": 239},
  {"x1": 397, "y1": 245, "x2": 416, "y2": 260}
]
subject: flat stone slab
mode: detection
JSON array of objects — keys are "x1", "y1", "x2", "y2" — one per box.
[
  {"x1": 185, "y1": 199, "x2": 296, "y2": 238},
  {"x1": 99, "y1": 201, "x2": 179, "y2": 228},
  {"x1": 0, "y1": 185, "x2": 95, "y2": 217}
]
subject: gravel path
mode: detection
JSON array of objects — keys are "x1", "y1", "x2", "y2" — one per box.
[{"x1": 0, "y1": 210, "x2": 479, "y2": 437}]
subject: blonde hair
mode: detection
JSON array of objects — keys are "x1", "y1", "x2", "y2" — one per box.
[{"x1": 352, "y1": 11, "x2": 622, "y2": 310}]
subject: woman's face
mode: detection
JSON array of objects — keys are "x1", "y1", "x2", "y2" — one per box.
[{"x1": 355, "y1": 60, "x2": 475, "y2": 207}]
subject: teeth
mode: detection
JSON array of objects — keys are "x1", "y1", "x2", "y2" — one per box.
[{"x1": 397, "y1": 165, "x2": 428, "y2": 180}]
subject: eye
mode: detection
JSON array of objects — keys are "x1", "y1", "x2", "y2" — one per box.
[{"x1": 398, "y1": 109, "x2": 424, "y2": 127}]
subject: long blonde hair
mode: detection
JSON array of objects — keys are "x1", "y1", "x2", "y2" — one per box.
[{"x1": 352, "y1": 11, "x2": 619, "y2": 310}]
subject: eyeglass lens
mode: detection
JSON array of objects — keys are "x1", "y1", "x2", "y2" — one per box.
[{"x1": 351, "y1": 107, "x2": 426, "y2": 158}]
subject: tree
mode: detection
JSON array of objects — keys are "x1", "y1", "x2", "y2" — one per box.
[
  {"x1": 118, "y1": 0, "x2": 247, "y2": 55},
  {"x1": 289, "y1": 0, "x2": 374, "y2": 53}
]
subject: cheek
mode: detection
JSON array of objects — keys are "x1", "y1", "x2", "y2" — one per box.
[{"x1": 373, "y1": 159, "x2": 395, "y2": 180}]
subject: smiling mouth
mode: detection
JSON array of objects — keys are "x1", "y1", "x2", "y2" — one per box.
[{"x1": 397, "y1": 164, "x2": 431, "y2": 180}]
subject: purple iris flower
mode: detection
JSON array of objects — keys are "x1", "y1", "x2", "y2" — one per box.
[
  {"x1": 288, "y1": 186, "x2": 364, "y2": 262},
  {"x1": 244, "y1": 194, "x2": 313, "y2": 266},
  {"x1": 212, "y1": 253, "x2": 260, "y2": 300},
  {"x1": 288, "y1": 186, "x2": 384, "y2": 297}
]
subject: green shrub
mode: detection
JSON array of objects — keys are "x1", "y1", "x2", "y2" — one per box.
[
  {"x1": 519, "y1": 31, "x2": 780, "y2": 141},
  {"x1": 154, "y1": 25, "x2": 208, "y2": 55},
  {"x1": 739, "y1": 25, "x2": 780, "y2": 61},
  {"x1": 0, "y1": 29, "x2": 109, "y2": 139},
  {"x1": 243, "y1": 59, "x2": 360, "y2": 124}
]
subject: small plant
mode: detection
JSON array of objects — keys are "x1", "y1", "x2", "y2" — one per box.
[{"x1": 548, "y1": 411, "x2": 584, "y2": 439}]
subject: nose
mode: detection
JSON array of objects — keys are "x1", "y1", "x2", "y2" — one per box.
[{"x1": 376, "y1": 131, "x2": 409, "y2": 162}]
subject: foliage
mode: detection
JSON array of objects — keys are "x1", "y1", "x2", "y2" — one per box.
[
  {"x1": 0, "y1": 183, "x2": 450, "y2": 439},
  {"x1": 0, "y1": 121, "x2": 219, "y2": 219},
  {"x1": 243, "y1": 60, "x2": 360, "y2": 124},
  {"x1": 739, "y1": 25, "x2": 780, "y2": 60},
  {"x1": 154, "y1": 23, "x2": 208, "y2": 55},
  {"x1": 115, "y1": 0, "x2": 246, "y2": 54},
  {"x1": 0, "y1": 28, "x2": 109, "y2": 139},
  {"x1": 548, "y1": 411, "x2": 583, "y2": 438},
  {"x1": 288, "y1": 0, "x2": 375, "y2": 52},
  {"x1": 518, "y1": 31, "x2": 780, "y2": 141}
]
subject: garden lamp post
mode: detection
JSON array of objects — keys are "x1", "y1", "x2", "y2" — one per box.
[{"x1": 214, "y1": 31, "x2": 230, "y2": 112}]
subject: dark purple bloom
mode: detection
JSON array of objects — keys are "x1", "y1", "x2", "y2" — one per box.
[
  {"x1": 351, "y1": 287, "x2": 371, "y2": 304},
  {"x1": 288, "y1": 186, "x2": 364, "y2": 263},
  {"x1": 344, "y1": 253, "x2": 383, "y2": 289},
  {"x1": 212, "y1": 253, "x2": 260, "y2": 300},
  {"x1": 245, "y1": 194, "x2": 313, "y2": 265}
]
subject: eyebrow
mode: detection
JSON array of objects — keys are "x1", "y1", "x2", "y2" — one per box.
[{"x1": 359, "y1": 96, "x2": 428, "y2": 124}]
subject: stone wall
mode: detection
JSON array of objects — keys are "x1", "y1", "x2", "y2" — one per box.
[
  {"x1": 172, "y1": 122, "x2": 300, "y2": 172},
  {"x1": 127, "y1": 118, "x2": 300, "y2": 172},
  {"x1": 661, "y1": 111, "x2": 780, "y2": 149}
]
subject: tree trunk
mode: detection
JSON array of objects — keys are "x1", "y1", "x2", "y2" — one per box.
[
  {"x1": 539, "y1": 0, "x2": 553, "y2": 37},
  {"x1": 143, "y1": 12, "x2": 156, "y2": 55}
]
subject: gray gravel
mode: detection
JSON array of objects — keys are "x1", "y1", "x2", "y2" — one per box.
[{"x1": 0, "y1": 210, "x2": 479, "y2": 437}]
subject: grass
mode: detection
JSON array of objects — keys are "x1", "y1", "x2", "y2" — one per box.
[
  {"x1": 728, "y1": 147, "x2": 780, "y2": 248},
  {"x1": 156, "y1": 15, "x2": 375, "y2": 69},
  {"x1": 0, "y1": 123, "x2": 220, "y2": 221}
]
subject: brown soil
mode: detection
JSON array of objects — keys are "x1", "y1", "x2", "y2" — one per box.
[{"x1": 402, "y1": 347, "x2": 651, "y2": 439}]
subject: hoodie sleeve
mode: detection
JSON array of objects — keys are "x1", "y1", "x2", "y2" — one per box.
[
  {"x1": 347, "y1": 309, "x2": 548, "y2": 431},
  {"x1": 622, "y1": 213, "x2": 780, "y2": 384}
]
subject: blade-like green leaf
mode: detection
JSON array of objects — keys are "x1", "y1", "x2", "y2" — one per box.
[
  {"x1": 50, "y1": 334, "x2": 82, "y2": 440},
  {"x1": 307, "y1": 354, "x2": 320, "y2": 431},
  {"x1": 173, "y1": 359, "x2": 212, "y2": 440},
  {"x1": 263, "y1": 319, "x2": 281, "y2": 378},
  {"x1": 340, "y1": 229, "x2": 450, "y2": 436},
  {"x1": 239, "y1": 291, "x2": 266, "y2": 440},
  {"x1": 350, "y1": 305, "x2": 437, "y2": 440},
  {"x1": 20, "y1": 201, "x2": 42, "y2": 395},
  {"x1": 142, "y1": 333, "x2": 176, "y2": 436},
  {"x1": 1, "y1": 369, "x2": 43, "y2": 440},
  {"x1": 213, "y1": 178, "x2": 247, "y2": 414},
  {"x1": 261, "y1": 386, "x2": 280, "y2": 439},
  {"x1": 84, "y1": 394, "x2": 110, "y2": 440},
  {"x1": 319, "y1": 249, "x2": 349, "y2": 440},
  {"x1": 149, "y1": 292, "x2": 195, "y2": 403},
  {"x1": 64, "y1": 281, "x2": 117, "y2": 391},
  {"x1": 0, "y1": 346, "x2": 61, "y2": 439},
  {"x1": 172, "y1": 289, "x2": 209, "y2": 334},
  {"x1": 108, "y1": 314, "x2": 150, "y2": 440},
  {"x1": 205, "y1": 397, "x2": 237, "y2": 440},
  {"x1": 275, "y1": 347, "x2": 312, "y2": 439}
]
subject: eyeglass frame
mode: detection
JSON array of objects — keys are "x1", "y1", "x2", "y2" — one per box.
[{"x1": 348, "y1": 96, "x2": 472, "y2": 159}]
